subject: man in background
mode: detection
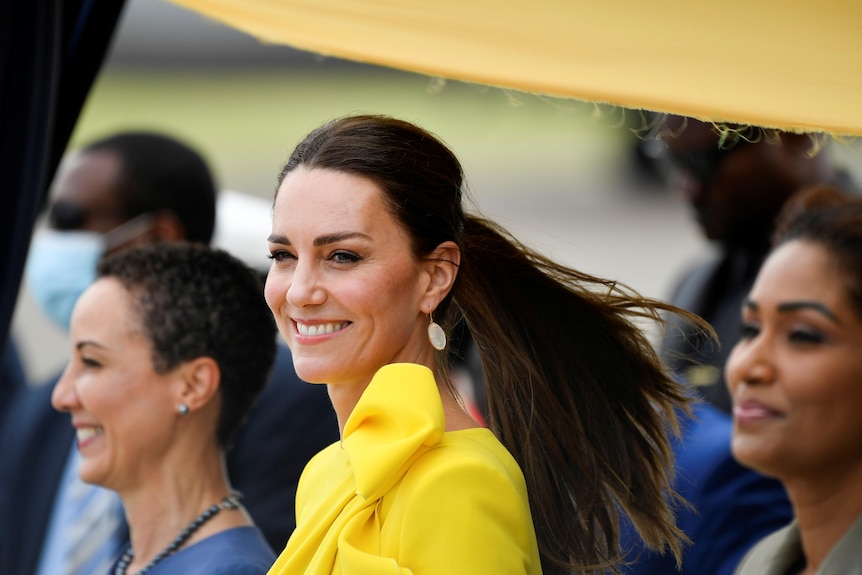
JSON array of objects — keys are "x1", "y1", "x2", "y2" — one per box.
[
  {"x1": 622, "y1": 116, "x2": 855, "y2": 574},
  {"x1": 657, "y1": 116, "x2": 849, "y2": 411},
  {"x1": 0, "y1": 132, "x2": 338, "y2": 575}
]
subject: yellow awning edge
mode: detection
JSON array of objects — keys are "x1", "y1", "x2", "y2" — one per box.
[{"x1": 166, "y1": 0, "x2": 862, "y2": 136}]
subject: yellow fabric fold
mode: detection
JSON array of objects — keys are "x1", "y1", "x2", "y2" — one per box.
[
  {"x1": 166, "y1": 0, "x2": 862, "y2": 135},
  {"x1": 267, "y1": 362, "x2": 541, "y2": 574},
  {"x1": 268, "y1": 363, "x2": 446, "y2": 574},
  {"x1": 341, "y1": 363, "x2": 445, "y2": 502}
]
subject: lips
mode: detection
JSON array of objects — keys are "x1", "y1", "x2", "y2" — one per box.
[
  {"x1": 75, "y1": 425, "x2": 104, "y2": 447},
  {"x1": 295, "y1": 321, "x2": 349, "y2": 337},
  {"x1": 733, "y1": 399, "x2": 782, "y2": 424}
]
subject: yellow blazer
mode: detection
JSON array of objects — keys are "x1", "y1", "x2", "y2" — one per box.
[{"x1": 267, "y1": 363, "x2": 541, "y2": 574}]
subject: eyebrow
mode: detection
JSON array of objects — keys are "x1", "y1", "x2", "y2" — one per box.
[
  {"x1": 76, "y1": 340, "x2": 108, "y2": 351},
  {"x1": 267, "y1": 231, "x2": 372, "y2": 247},
  {"x1": 744, "y1": 298, "x2": 841, "y2": 324}
]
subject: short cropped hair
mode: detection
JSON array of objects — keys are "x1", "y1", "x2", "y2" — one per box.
[
  {"x1": 85, "y1": 132, "x2": 217, "y2": 243},
  {"x1": 97, "y1": 242, "x2": 277, "y2": 448}
]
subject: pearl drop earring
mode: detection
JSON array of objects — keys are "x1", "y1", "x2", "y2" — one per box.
[{"x1": 427, "y1": 310, "x2": 446, "y2": 351}]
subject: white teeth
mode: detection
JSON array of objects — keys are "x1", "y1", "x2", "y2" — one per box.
[
  {"x1": 76, "y1": 427, "x2": 103, "y2": 442},
  {"x1": 296, "y1": 322, "x2": 348, "y2": 336}
]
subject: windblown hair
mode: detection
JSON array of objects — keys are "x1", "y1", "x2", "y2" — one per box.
[
  {"x1": 773, "y1": 185, "x2": 862, "y2": 318},
  {"x1": 97, "y1": 243, "x2": 277, "y2": 449},
  {"x1": 84, "y1": 132, "x2": 218, "y2": 243},
  {"x1": 278, "y1": 114, "x2": 702, "y2": 574}
]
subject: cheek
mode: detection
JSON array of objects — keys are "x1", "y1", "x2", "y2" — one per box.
[
  {"x1": 377, "y1": 268, "x2": 421, "y2": 310},
  {"x1": 78, "y1": 379, "x2": 136, "y2": 427},
  {"x1": 723, "y1": 344, "x2": 745, "y2": 394},
  {"x1": 354, "y1": 271, "x2": 420, "y2": 331},
  {"x1": 787, "y1": 374, "x2": 862, "y2": 467},
  {"x1": 781, "y1": 358, "x2": 862, "y2": 443},
  {"x1": 791, "y1": 367, "x2": 862, "y2": 418},
  {"x1": 264, "y1": 272, "x2": 286, "y2": 312}
]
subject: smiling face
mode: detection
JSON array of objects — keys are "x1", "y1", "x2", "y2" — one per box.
[
  {"x1": 51, "y1": 278, "x2": 181, "y2": 491},
  {"x1": 265, "y1": 167, "x2": 438, "y2": 395},
  {"x1": 725, "y1": 240, "x2": 862, "y2": 481}
]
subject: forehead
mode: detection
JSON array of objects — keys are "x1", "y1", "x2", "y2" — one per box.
[
  {"x1": 273, "y1": 167, "x2": 397, "y2": 232},
  {"x1": 72, "y1": 277, "x2": 144, "y2": 342},
  {"x1": 752, "y1": 241, "x2": 844, "y2": 303},
  {"x1": 49, "y1": 150, "x2": 125, "y2": 231}
]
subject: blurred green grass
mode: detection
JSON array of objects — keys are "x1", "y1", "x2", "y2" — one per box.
[{"x1": 70, "y1": 67, "x2": 634, "y2": 198}]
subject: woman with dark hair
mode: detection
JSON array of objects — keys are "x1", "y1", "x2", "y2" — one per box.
[
  {"x1": 52, "y1": 243, "x2": 278, "y2": 574},
  {"x1": 727, "y1": 186, "x2": 862, "y2": 575},
  {"x1": 264, "y1": 115, "x2": 703, "y2": 574}
]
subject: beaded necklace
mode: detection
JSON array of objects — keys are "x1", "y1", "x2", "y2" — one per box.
[{"x1": 113, "y1": 492, "x2": 242, "y2": 575}]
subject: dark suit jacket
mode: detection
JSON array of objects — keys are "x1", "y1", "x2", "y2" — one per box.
[
  {"x1": 0, "y1": 339, "x2": 25, "y2": 421},
  {"x1": 0, "y1": 381, "x2": 72, "y2": 575},
  {"x1": 661, "y1": 247, "x2": 768, "y2": 414},
  {"x1": 622, "y1": 403, "x2": 793, "y2": 575},
  {"x1": 0, "y1": 343, "x2": 338, "y2": 575}
]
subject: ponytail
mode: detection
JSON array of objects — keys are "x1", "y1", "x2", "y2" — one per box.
[{"x1": 450, "y1": 215, "x2": 699, "y2": 574}]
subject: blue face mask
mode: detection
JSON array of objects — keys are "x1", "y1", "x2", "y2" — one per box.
[{"x1": 25, "y1": 230, "x2": 105, "y2": 332}]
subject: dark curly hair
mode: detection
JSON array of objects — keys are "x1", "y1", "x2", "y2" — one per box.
[{"x1": 97, "y1": 242, "x2": 277, "y2": 449}]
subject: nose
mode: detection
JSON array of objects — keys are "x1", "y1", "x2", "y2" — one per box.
[
  {"x1": 725, "y1": 332, "x2": 775, "y2": 396},
  {"x1": 285, "y1": 259, "x2": 326, "y2": 308},
  {"x1": 51, "y1": 362, "x2": 80, "y2": 413}
]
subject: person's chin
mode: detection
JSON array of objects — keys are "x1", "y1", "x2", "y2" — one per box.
[
  {"x1": 78, "y1": 460, "x2": 110, "y2": 489},
  {"x1": 292, "y1": 357, "x2": 334, "y2": 385},
  {"x1": 730, "y1": 434, "x2": 783, "y2": 477}
]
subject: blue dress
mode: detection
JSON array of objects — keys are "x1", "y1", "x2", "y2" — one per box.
[{"x1": 109, "y1": 526, "x2": 275, "y2": 575}]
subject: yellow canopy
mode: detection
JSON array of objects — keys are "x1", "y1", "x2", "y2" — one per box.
[{"x1": 167, "y1": 0, "x2": 862, "y2": 136}]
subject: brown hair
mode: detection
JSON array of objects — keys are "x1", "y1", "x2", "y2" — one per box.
[
  {"x1": 278, "y1": 114, "x2": 702, "y2": 574},
  {"x1": 773, "y1": 184, "x2": 862, "y2": 318}
]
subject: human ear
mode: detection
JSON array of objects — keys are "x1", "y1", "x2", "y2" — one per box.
[
  {"x1": 420, "y1": 241, "x2": 461, "y2": 310},
  {"x1": 175, "y1": 356, "x2": 221, "y2": 413},
  {"x1": 107, "y1": 210, "x2": 186, "y2": 255},
  {"x1": 150, "y1": 210, "x2": 186, "y2": 242}
]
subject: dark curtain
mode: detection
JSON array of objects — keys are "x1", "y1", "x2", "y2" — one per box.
[{"x1": 0, "y1": 0, "x2": 126, "y2": 352}]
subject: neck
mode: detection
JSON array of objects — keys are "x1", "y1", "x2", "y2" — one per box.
[
  {"x1": 784, "y1": 465, "x2": 862, "y2": 572},
  {"x1": 116, "y1": 494, "x2": 241, "y2": 575},
  {"x1": 328, "y1": 363, "x2": 480, "y2": 438},
  {"x1": 326, "y1": 379, "x2": 369, "y2": 438},
  {"x1": 439, "y1": 382, "x2": 482, "y2": 431},
  {"x1": 119, "y1": 451, "x2": 249, "y2": 572}
]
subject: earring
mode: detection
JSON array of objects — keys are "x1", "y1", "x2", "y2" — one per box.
[
  {"x1": 177, "y1": 403, "x2": 190, "y2": 416},
  {"x1": 427, "y1": 311, "x2": 447, "y2": 351}
]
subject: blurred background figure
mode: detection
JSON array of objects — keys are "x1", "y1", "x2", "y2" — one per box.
[
  {"x1": 52, "y1": 243, "x2": 278, "y2": 574},
  {"x1": 654, "y1": 115, "x2": 854, "y2": 412},
  {"x1": 728, "y1": 186, "x2": 862, "y2": 574},
  {"x1": 0, "y1": 131, "x2": 338, "y2": 575},
  {"x1": 619, "y1": 114, "x2": 862, "y2": 574}
]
